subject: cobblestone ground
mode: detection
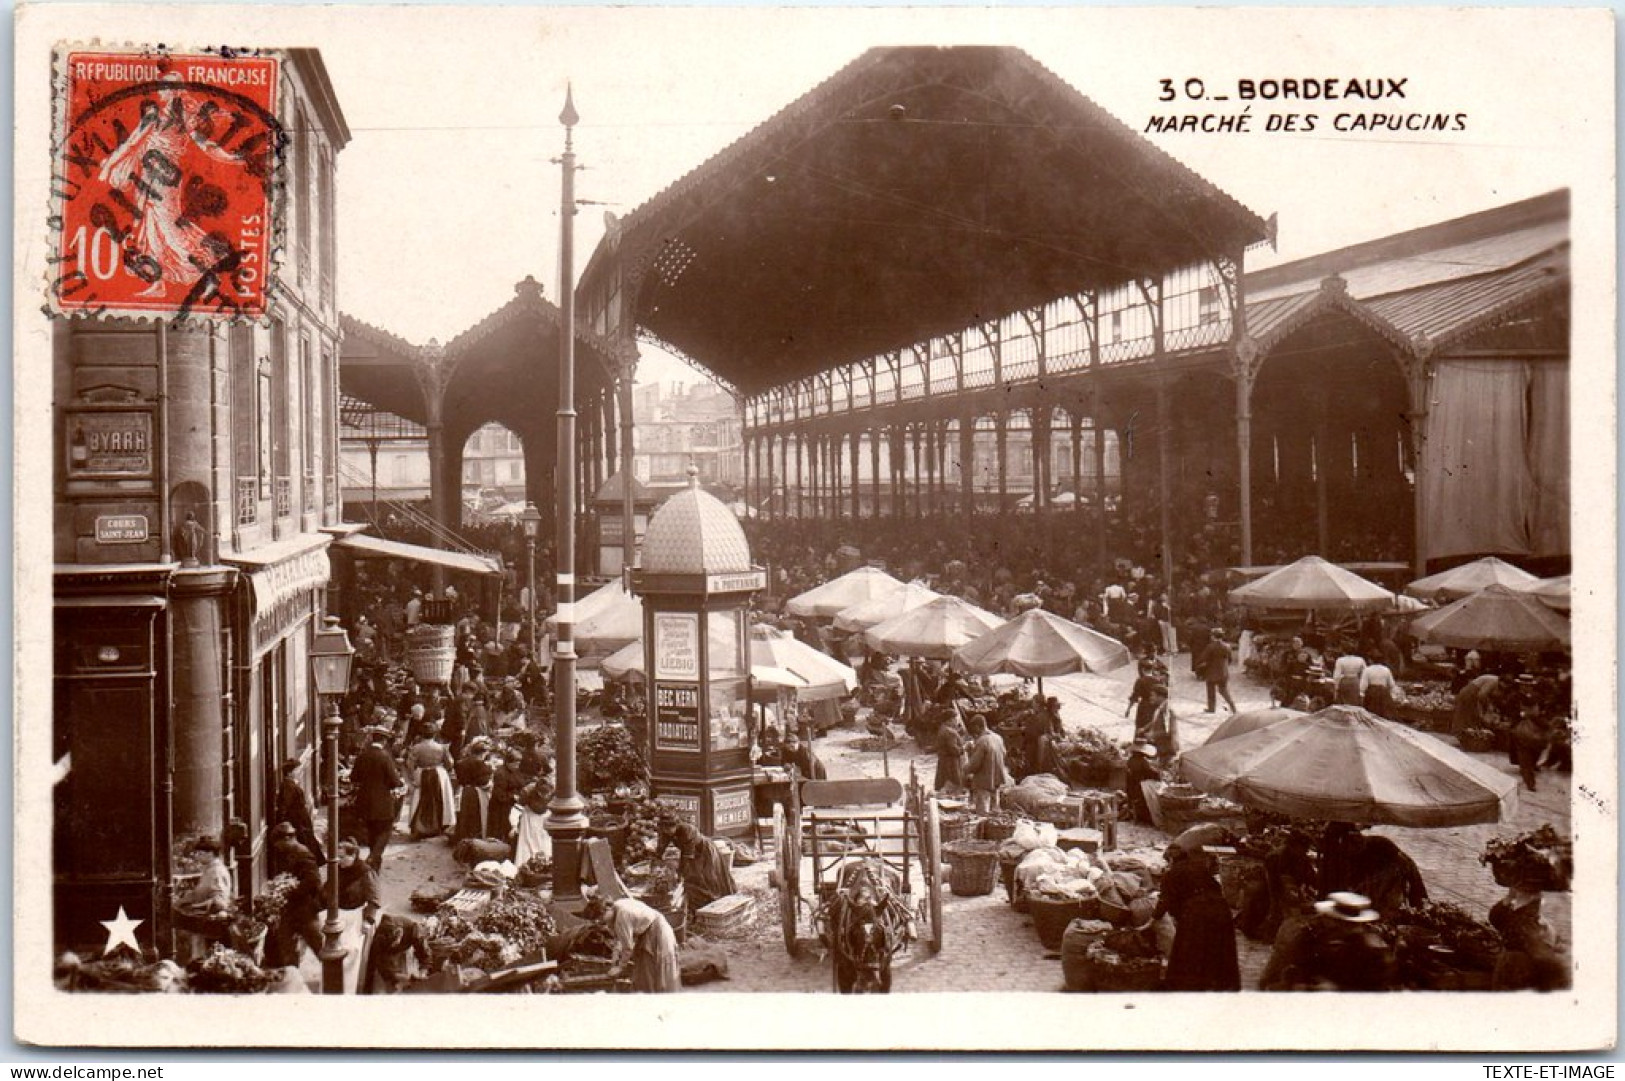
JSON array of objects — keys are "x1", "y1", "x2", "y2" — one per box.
[{"x1": 317, "y1": 660, "x2": 1569, "y2": 994}]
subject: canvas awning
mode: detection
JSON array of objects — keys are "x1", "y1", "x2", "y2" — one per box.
[{"x1": 335, "y1": 533, "x2": 504, "y2": 577}]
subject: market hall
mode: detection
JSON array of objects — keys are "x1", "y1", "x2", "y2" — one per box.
[{"x1": 54, "y1": 44, "x2": 1572, "y2": 998}]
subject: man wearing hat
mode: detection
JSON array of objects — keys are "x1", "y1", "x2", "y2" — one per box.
[
  {"x1": 1135, "y1": 682, "x2": 1177, "y2": 760},
  {"x1": 274, "y1": 758, "x2": 324, "y2": 865},
  {"x1": 265, "y1": 822, "x2": 325, "y2": 967},
  {"x1": 1259, "y1": 891, "x2": 1396, "y2": 991},
  {"x1": 1507, "y1": 684, "x2": 1550, "y2": 792},
  {"x1": 1122, "y1": 742, "x2": 1162, "y2": 824},
  {"x1": 350, "y1": 725, "x2": 405, "y2": 872}
]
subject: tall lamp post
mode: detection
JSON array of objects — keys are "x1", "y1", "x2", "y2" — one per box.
[
  {"x1": 310, "y1": 616, "x2": 355, "y2": 994},
  {"x1": 521, "y1": 502, "x2": 542, "y2": 662},
  {"x1": 547, "y1": 85, "x2": 588, "y2": 900}
]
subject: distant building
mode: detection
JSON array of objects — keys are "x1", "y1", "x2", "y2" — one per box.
[
  {"x1": 632, "y1": 379, "x2": 743, "y2": 493},
  {"x1": 338, "y1": 404, "x2": 524, "y2": 518}
]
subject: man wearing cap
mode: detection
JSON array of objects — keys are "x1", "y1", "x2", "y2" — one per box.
[
  {"x1": 774, "y1": 730, "x2": 826, "y2": 781},
  {"x1": 1259, "y1": 892, "x2": 1397, "y2": 991},
  {"x1": 965, "y1": 714, "x2": 1009, "y2": 815},
  {"x1": 350, "y1": 726, "x2": 405, "y2": 872}
]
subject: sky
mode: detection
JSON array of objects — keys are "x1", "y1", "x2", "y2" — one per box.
[
  {"x1": 315, "y1": 6, "x2": 1599, "y2": 388},
  {"x1": 16, "y1": 5, "x2": 1608, "y2": 392}
]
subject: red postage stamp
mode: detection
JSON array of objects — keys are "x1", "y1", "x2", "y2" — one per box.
[{"x1": 48, "y1": 48, "x2": 285, "y2": 320}]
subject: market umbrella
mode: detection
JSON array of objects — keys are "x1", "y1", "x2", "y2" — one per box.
[
  {"x1": 1406, "y1": 556, "x2": 1540, "y2": 602},
  {"x1": 784, "y1": 566, "x2": 906, "y2": 619},
  {"x1": 951, "y1": 607, "x2": 1132, "y2": 696},
  {"x1": 599, "y1": 638, "x2": 810, "y2": 690},
  {"x1": 543, "y1": 579, "x2": 644, "y2": 660},
  {"x1": 749, "y1": 625, "x2": 858, "y2": 702},
  {"x1": 1179, "y1": 704, "x2": 1519, "y2": 827},
  {"x1": 863, "y1": 595, "x2": 1004, "y2": 661},
  {"x1": 1227, "y1": 555, "x2": 1396, "y2": 613},
  {"x1": 1408, "y1": 583, "x2": 1571, "y2": 652},
  {"x1": 833, "y1": 581, "x2": 941, "y2": 633},
  {"x1": 1519, "y1": 574, "x2": 1572, "y2": 612},
  {"x1": 1202, "y1": 707, "x2": 1307, "y2": 747}
]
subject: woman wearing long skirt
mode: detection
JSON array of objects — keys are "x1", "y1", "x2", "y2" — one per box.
[
  {"x1": 405, "y1": 724, "x2": 455, "y2": 839},
  {"x1": 453, "y1": 738, "x2": 495, "y2": 842},
  {"x1": 1153, "y1": 847, "x2": 1240, "y2": 991},
  {"x1": 329, "y1": 838, "x2": 381, "y2": 994},
  {"x1": 586, "y1": 894, "x2": 681, "y2": 993}
]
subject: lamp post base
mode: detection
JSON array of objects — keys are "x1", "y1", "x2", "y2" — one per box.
[
  {"x1": 319, "y1": 920, "x2": 348, "y2": 994},
  {"x1": 545, "y1": 803, "x2": 589, "y2": 901}
]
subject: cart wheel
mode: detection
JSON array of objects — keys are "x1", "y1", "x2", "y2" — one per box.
[
  {"x1": 773, "y1": 803, "x2": 800, "y2": 957},
  {"x1": 924, "y1": 797, "x2": 944, "y2": 953}
]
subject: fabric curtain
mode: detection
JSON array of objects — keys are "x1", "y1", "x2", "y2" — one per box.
[
  {"x1": 1525, "y1": 361, "x2": 1570, "y2": 558},
  {"x1": 1421, "y1": 360, "x2": 1534, "y2": 562}
]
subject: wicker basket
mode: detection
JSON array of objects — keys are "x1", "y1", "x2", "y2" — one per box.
[
  {"x1": 1029, "y1": 893, "x2": 1092, "y2": 950},
  {"x1": 1097, "y1": 896, "x2": 1133, "y2": 925},
  {"x1": 1000, "y1": 855, "x2": 1028, "y2": 911},
  {"x1": 943, "y1": 839, "x2": 1000, "y2": 897},
  {"x1": 980, "y1": 816, "x2": 1021, "y2": 843},
  {"x1": 586, "y1": 815, "x2": 630, "y2": 864},
  {"x1": 405, "y1": 625, "x2": 456, "y2": 685},
  {"x1": 1157, "y1": 785, "x2": 1204, "y2": 817},
  {"x1": 939, "y1": 813, "x2": 976, "y2": 845}
]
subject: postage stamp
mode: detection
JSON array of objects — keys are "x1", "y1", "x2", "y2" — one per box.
[{"x1": 47, "y1": 47, "x2": 285, "y2": 320}]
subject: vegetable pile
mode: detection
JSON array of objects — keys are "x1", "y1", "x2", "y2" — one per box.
[
  {"x1": 1481, "y1": 825, "x2": 1573, "y2": 891},
  {"x1": 1050, "y1": 727, "x2": 1127, "y2": 784},
  {"x1": 188, "y1": 945, "x2": 282, "y2": 994},
  {"x1": 425, "y1": 892, "x2": 558, "y2": 972},
  {"x1": 1394, "y1": 901, "x2": 1502, "y2": 965},
  {"x1": 577, "y1": 723, "x2": 649, "y2": 795}
]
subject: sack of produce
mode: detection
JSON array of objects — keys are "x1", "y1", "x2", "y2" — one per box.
[
  {"x1": 454, "y1": 838, "x2": 514, "y2": 866},
  {"x1": 410, "y1": 884, "x2": 459, "y2": 914}
]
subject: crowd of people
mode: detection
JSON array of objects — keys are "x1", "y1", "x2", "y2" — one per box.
[{"x1": 266, "y1": 492, "x2": 1565, "y2": 997}]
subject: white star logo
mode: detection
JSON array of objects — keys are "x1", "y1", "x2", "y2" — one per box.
[{"x1": 99, "y1": 906, "x2": 143, "y2": 956}]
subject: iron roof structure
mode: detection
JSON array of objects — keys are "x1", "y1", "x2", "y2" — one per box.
[{"x1": 580, "y1": 45, "x2": 1270, "y2": 395}]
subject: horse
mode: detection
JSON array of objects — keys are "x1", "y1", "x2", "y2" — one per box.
[{"x1": 819, "y1": 857, "x2": 908, "y2": 993}]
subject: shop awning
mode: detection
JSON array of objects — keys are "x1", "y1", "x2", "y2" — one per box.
[{"x1": 335, "y1": 533, "x2": 504, "y2": 577}]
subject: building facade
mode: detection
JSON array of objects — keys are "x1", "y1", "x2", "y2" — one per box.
[
  {"x1": 631, "y1": 379, "x2": 745, "y2": 491},
  {"x1": 51, "y1": 50, "x2": 350, "y2": 956}
]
